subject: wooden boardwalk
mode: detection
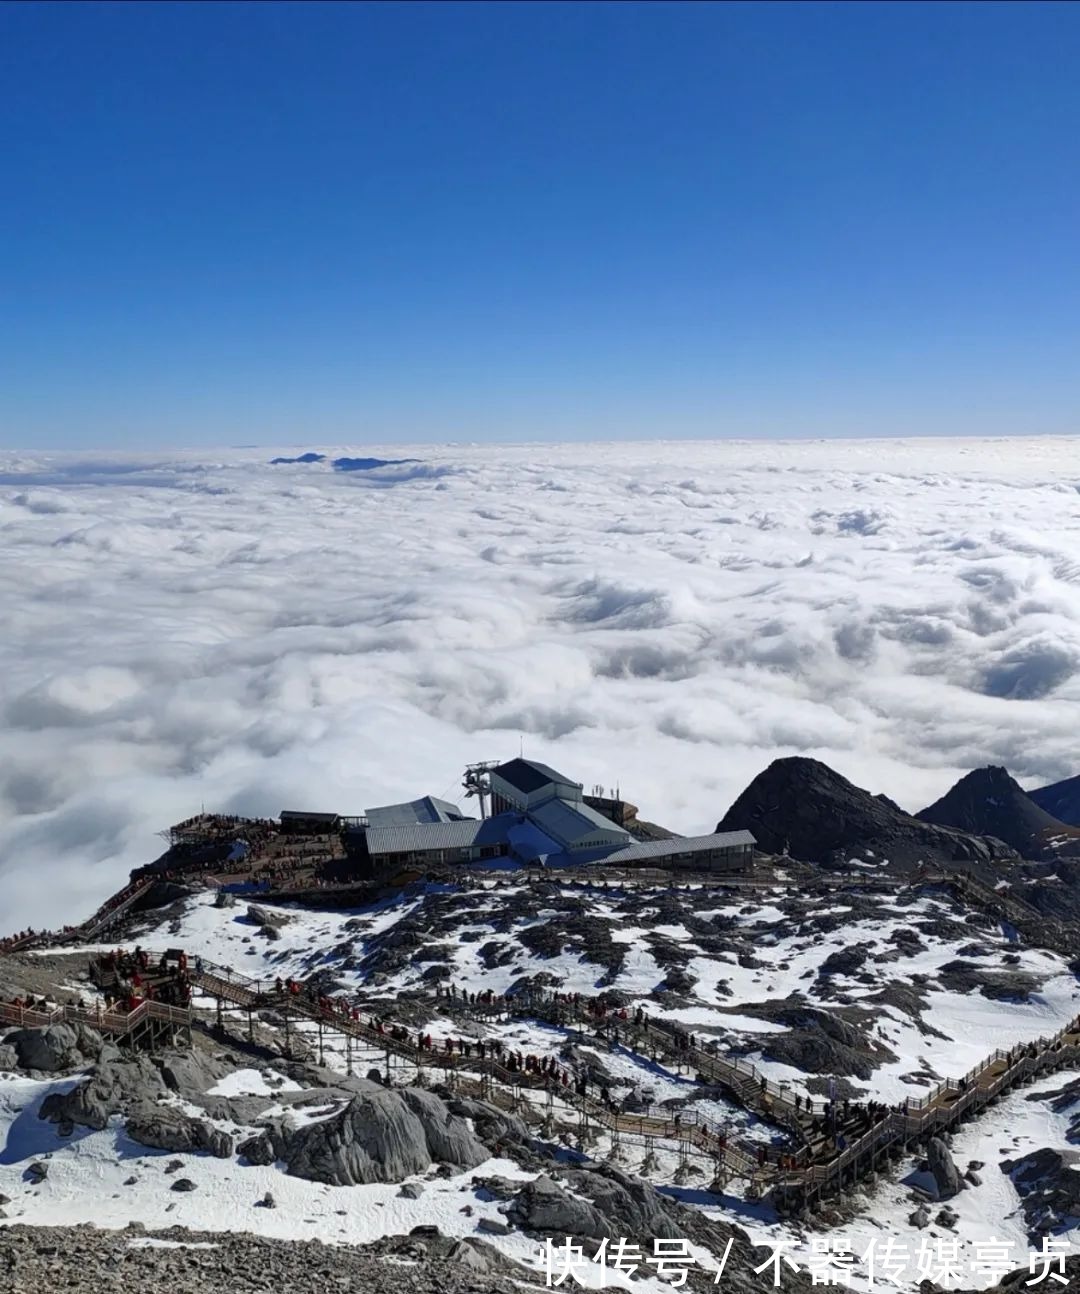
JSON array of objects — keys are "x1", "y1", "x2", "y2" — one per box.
[
  {"x1": 3, "y1": 859, "x2": 1079, "y2": 1208},
  {"x1": 181, "y1": 953, "x2": 1080, "y2": 1208},
  {"x1": 0, "y1": 996, "x2": 191, "y2": 1048}
]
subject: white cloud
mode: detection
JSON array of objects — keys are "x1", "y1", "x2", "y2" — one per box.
[{"x1": 2, "y1": 436, "x2": 1080, "y2": 929}]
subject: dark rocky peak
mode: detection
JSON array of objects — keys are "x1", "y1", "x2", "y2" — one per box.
[
  {"x1": 917, "y1": 766, "x2": 1069, "y2": 857},
  {"x1": 1030, "y1": 772, "x2": 1080, "y2": 827},
  {"x1": 716, "y1": 756, "x2": 1018, "y2": 870}
]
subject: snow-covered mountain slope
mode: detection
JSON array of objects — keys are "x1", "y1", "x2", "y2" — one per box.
[
  {"x1": 0, "y1": 1068, "x2": 538, "y2": 1257},
  {"x1": 6, "y1": 873, "x2": 1080, "y2": 1294},
  {"x1": 109, "y1": 879, "x2": 1080, "y2": 1105}
]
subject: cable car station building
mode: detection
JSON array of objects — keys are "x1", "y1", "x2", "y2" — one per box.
[{"x1": 359, "y1": 757, "x2": 754, "y2": 875}]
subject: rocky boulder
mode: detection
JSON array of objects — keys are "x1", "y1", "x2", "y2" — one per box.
[
  {"x1": 1001, "y1": 1146, "x2": 1080, "y2": 1238},
  {"x1": 927, "y1": 1136, "x2": 965, "y2": 1200},
  {"x1": 283, "y1": 1083, "x2": 488, "y2": 1186},
  {"x1": 125, "y1": 1107, "x2": 234, "y2": 1159},
  {"x1": 444, "y1": 1097, "x2": 529, "y2": 1153},
  {"x1": 562, "y1": 1165, "x2": 686, "y2": 1241},
  {"x1": 661, "y1": 967, "x2": 699, "y2": 995},
  {"x1": 760, "y1": 1006, "x2": 894, "y2": 1080},
  {"x1": 237, "y1": 1132, "x2": 278, "y2": 1166},
  {"x1": 506, "y1": 1175, "x2": 609, "y2": 1238},
  {"x1": 157, "y1": 1052, "x2": 237, "y2": 1099},
  {"x1": 3, "y1": 1024, "x2": 107, "y2": 1074},
  {"x1": 40, "y1": 1056, "x2": 166, "y2": 1130},
  {"x1": 246, "y1": 904, "x2": 292, "y2": 929},
  {"x1": 819, "y1": 945, "x2": 870, "y2": 977}
]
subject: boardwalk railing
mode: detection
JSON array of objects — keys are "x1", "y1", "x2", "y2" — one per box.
[
  {"x1": 182, "y1": 959, "x2": 773, "y2": 1184},
  {"x1": 0, "y1": 997, "x2": 191, "y2": 1037}
]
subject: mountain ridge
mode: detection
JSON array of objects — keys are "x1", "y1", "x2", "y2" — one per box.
[
  {"x1": 916, "y1": 765, "x2": 1079, "y2": 859},
  {"x1": 715, "y1": 756, "x2": 1018, "y2": 870}
]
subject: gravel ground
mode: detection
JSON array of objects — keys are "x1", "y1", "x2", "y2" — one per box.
[{"x1": 0, "y1": 1223, "x2": 542, "y2": 1294}]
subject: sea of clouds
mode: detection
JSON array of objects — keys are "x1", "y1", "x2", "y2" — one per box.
[{"x1": 2, "y1": 436, "x2": 1079, "y2": 930}]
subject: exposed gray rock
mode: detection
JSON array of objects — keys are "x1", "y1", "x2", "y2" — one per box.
[
  {"x1": 446, "y1": 1239, "x2": 490, "y2": 1272},
  {"x1": 284, "y1": 1083, "x2": 488, "y2": 1186},
  {"x1": 157, "y1": 1052, "x2": 236, "y2": 1099},
  {"x1": 3, "y1": 1024, "x2": 106, "y2": 1073},
  {"x1": 398, "y1": 1182, "x2": 425, "y2": 1199},
  {"x1": 938, "y1": 961, "x2": 1043, "y2": 1002},
  {"x1": 169, "y1": 1178, "x2": 197, "y2": 1192},
  {"x1": 237, "y1": 1132, "x2": 277, "y2": 1166},
  {"x1": 0, "y1": 1222, "x2": 575, "y2": 1294},
  {"x1": 562, "y1": 1165, "x2": 686, "y2": 1241},
  {"x1": 445, "y1": 1097, "x2": 529, "y2": 1152},
  {"x1": 1001, "y1": 1146, "x2": 1080, "y2": 1239},
  {"x1": 126, "y1": 1107, "x2": 234, "y2": 1159},
  {"x1": 471, "y1": 1175, "x2": 520, "y2": 1202},
  {"x1": 819, "y1": 945, "x2": 870, "y2": 977},
  {"x1": 246, "y1": 904, "x2": 292, "y2": 929},
  {"x1": 661, "y1": 967, "x2": 698, "y2": 995},
  {"x1": 760, "y1": 1005, "x2": 894, "y2": 1080},
  {"x1": 506, "y1": 1175, "x2": 609, "y2": 1238},
  {"x1": 927, "y1": 1136, "x2": 965, "y2": 1200},
  {"x1": 39, "y1": 1056, "x2": 167, "y2": 1130}
]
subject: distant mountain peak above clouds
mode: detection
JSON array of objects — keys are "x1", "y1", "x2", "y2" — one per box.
[
  {"x1": 916, "y1": 766, "x2": 1073, "y2": 859},
  {"x1": 716, "y1": 756, "x2": 1018, "y2": 870},
  {"x1": 269, "y1": 453, "x2": 421, "y2": 472},
  {"x1": 1030, "y1": 774, "x2": 1080, "y2": 829}
]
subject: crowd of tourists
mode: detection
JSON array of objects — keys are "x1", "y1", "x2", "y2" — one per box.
[{"x1": 93, "y1": 946, "x2": 193, "y2": 1012}]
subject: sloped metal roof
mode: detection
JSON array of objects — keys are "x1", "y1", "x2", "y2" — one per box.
[
  {"x1": 529, "y1": 797, "x2": 630, "y2": 848},
  {"x1": 597, "y1": 830, "x2": 756, "y2": 864},
  {"x1": 492, "y1": 757, "x2": 581, "y2": 795},
  {"x1": 366, "y1": 796, "x2": 469, "y2": 827},
  {"x1": 365, "y1": 816, "x2": 510, "y2": 856}
]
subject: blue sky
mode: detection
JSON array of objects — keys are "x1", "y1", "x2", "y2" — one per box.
[{"x1": 1, "y1": 1, "x2": 1078, "y2": 448}]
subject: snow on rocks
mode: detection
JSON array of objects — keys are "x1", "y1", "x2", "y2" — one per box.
[{"x1": 283, "y1": 1084, "x2": 489, "y2": 1187}]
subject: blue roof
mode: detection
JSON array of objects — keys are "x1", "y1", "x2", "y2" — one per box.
[
  {"x1": 529, "y1": 797, "x2": 629, "y2": 849},
  {"x1": 366, "y1": 796, "x2": 470, "y2": 827}
]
